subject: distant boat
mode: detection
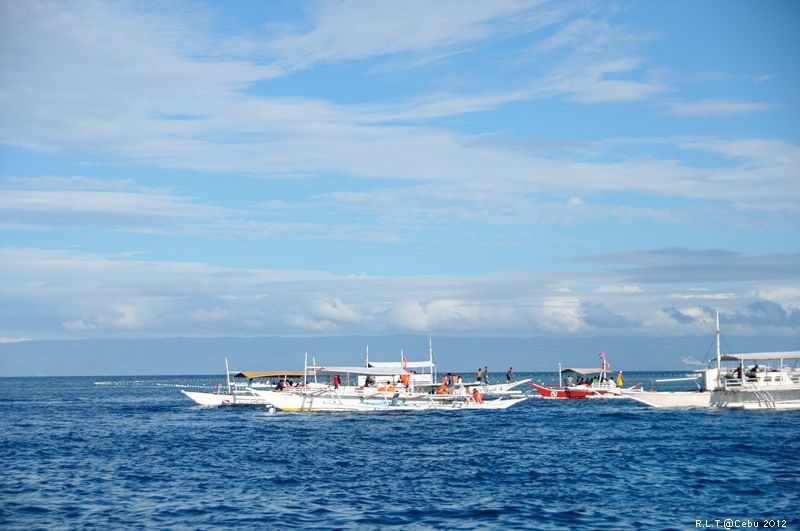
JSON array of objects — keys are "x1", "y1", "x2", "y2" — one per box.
[
  {"x1": 622, "y1": 313, "x2": 800, "y2": 410},
  {"x1": 181, "y1": 358, "x2": 306, "y2": 406},
  {"x1": 527, "y1": 353, "x2": 635, "y2": 399}
]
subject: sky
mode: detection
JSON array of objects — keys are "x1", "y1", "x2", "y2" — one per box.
[{"x1": 1, "y1": 1, "x2": 799, "y2": 374}]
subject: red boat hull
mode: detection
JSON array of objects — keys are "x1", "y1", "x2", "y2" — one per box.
[{"x1": 527, "y1": 382, "x2": 621, "y2": 399}]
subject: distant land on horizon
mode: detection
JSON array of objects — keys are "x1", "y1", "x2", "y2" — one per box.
[{"x1": 2, "y1": 334, "x2": 799, "y2": 377}]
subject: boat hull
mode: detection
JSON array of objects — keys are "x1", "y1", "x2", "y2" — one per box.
[
  {"x1": 251, "y1": 389, "x2": 528, "y2": 412},
  {"x1": 623, "y1": 386, "x2": 800, "y2": 410},
  {"x1": 527, "y1": 382, "x2": 623, "y2": 399},
  {"x1": 622, "y1": 390, "x2": 712, "y2": 408},
  {"x1": 181, "y1": 389, "x2": 274, "y2": 407}
]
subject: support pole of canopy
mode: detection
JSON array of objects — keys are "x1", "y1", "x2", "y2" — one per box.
[
  {"x1": 429, "y1": 336, "x2": 436, "y2": 383},
  {"x1": 225, "y1": 357, "x2": 231, "y2": 394}
]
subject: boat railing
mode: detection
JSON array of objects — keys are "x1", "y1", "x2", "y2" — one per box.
[
  {"x1": 723, "y1": 378, "x2": 745, "y2": 390},
  {"x1": 722, "y1": 371, "x2": 800, "y2": 390}
]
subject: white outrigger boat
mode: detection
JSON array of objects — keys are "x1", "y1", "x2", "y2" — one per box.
[
  {"x1": 623, "y1": 313, "x2": 800, "y2": 410},
  {"x1": 250, "y1": 344, "x2": 528, "y2": 412},
  {"x1": 252, "y1": 376, "x2": 526, "y2": 412},
  {"x1": 181, "y1": 359, "x2": 307, "y2": 406}
]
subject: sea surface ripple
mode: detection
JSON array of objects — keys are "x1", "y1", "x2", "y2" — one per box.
[{"x1": 1, "y1": 374, "x2": 798, "y2": 530}]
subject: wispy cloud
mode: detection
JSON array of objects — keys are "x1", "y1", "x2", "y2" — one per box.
[
  {"x1": 262, "y1": 0, "x2": 561, "y2": 74},
  {"x1": 576, "y1": 248, "x2": 800, "y2": 284},
  {"x1": 667, "y1": 99, "x2": 774, "y2": 117}
]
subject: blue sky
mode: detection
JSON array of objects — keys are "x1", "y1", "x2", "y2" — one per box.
[{"x1": 1, "y1": 0, "x2": 799, "y2": 355}]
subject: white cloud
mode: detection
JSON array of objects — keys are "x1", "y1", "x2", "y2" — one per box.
[
  {"x1": 0, "y1": 336, "x2": 31, "y2": 343},
  {"x1": 311, "y1": 298, "x2": 364, "y2": 324},
  {"x1": 668, "y1": 99, "x2": 774, "y2": 117},
  {"x1": 264, "y1": 0, "x2": 558, "y2": 73},
  {"x1": 596, "y1": 286, "x2": 643, "y2": 293}
]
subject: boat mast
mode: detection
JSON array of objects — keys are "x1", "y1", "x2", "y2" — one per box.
[{"x1": 715, "y1": 311, "x2": 721, "y2": 388}]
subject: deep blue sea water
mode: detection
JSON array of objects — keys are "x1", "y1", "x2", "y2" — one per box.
[{"x1": 1, "y1": 372, "x2": 798, "y2": 530}]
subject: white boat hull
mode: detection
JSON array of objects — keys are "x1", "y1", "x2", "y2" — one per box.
[
  {"x1": 251, "y1": 388, "x2": 527, "y2": 412},
  {"x1": 622, "y1": 390, "x2": 712, "y2": 408},
  {"x1": 181, "y1": 389, "x2": 275, "y2": 407},
  {"x1": 623, "y1": 386, "x2": 800, "y2": 410}
]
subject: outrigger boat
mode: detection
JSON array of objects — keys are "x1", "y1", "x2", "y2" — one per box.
[
  {"x1": 527, "y1": 353, "x2": 633, "y2": 399},
  {"x1": 623, "y1": 313, "x2": 800, "y2": 410},
  {"x1": 181, "y1": 359, "x2": 307, "y2": 406},
  {"x1": 252, "y1": 369, "x2": 526, "y2": 412},
  {"x1": 249, "y1": 344, "x2": 528, "y2": 412}
]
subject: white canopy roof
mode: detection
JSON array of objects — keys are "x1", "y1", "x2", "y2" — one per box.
[
  {"x1": 316, "y1": 366, "x2": 408, "y2": 376},
  {"x1": 368, "y1": 360, "x2": 435, "y2": 369},
  {"x1": 720, "y1": 351, "x2": 800, "y2": 361}
]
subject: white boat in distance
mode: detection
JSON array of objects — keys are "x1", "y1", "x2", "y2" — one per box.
[
  {"x1": 181, "y1": 359, "x2": 308, "y2": 406},
  {"x1": 623, "y1": 313, "x2": 800, "y2": 410}
]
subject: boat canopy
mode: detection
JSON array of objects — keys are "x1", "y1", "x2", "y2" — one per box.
[
  {"x1": 720, "y1": 351, "x2": 800, "y2": 362},
  {"x1": 561, "y1": 367, "x2": 614, "y2": 375},
  {"x1": 234, "y1": 371, "x2": 306, "y2": 379},
  {"x1": 368, "y1": 360, "x2": 435, "y2": 370},
  {"x1": 316, "y1": 366, "x2": 408, "y2": 376}
]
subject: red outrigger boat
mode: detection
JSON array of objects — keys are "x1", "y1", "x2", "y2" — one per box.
[{"x1": 527, "y1": 353, "x2": 636, "y2": 399}]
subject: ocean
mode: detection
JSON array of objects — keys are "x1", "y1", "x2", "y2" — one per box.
[{"x1": 1, "y1": 373, "x2": 798, "y2": 530}]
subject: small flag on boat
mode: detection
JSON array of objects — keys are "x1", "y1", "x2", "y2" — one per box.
[{"x1": 599, "y1": 352, "x2": 605, "y2": 359}]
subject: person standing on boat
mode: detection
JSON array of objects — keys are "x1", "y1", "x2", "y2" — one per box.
[
  {"x1": 506, "y1": 367, "x2": 513, "y2": 384},
  {"x1": 333, "y1": 374, "x2": 340, "y2": 389},
  {"x1": 476, "y1": 368, "x2": 482, "y2": 383},
  {"x1": 483, "y1": 366, "x2": 489, "y2": 384}
]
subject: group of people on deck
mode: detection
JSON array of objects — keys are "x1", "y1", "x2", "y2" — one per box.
[
  {"x1": 563, "y1": 375, "x2": 617, "y2": 388},
  {"x1": 274, "y1": 379, "x2": 302, "y2": 391},
  {"x1": 475, "y1": 366, "x2": 515, "y2": 384},
  {"x1": 431, "y1": 373, "x2": 482, "y2": 403},
  {"x1": 728, "y1": 363, "x2": 774, "y2": 380},
  {"x1": 361, "y1": 370, "x2": 418, "y2": 393},
  {"x1": 436, "y1": 373, "x2": 462, "y2": 394}
]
